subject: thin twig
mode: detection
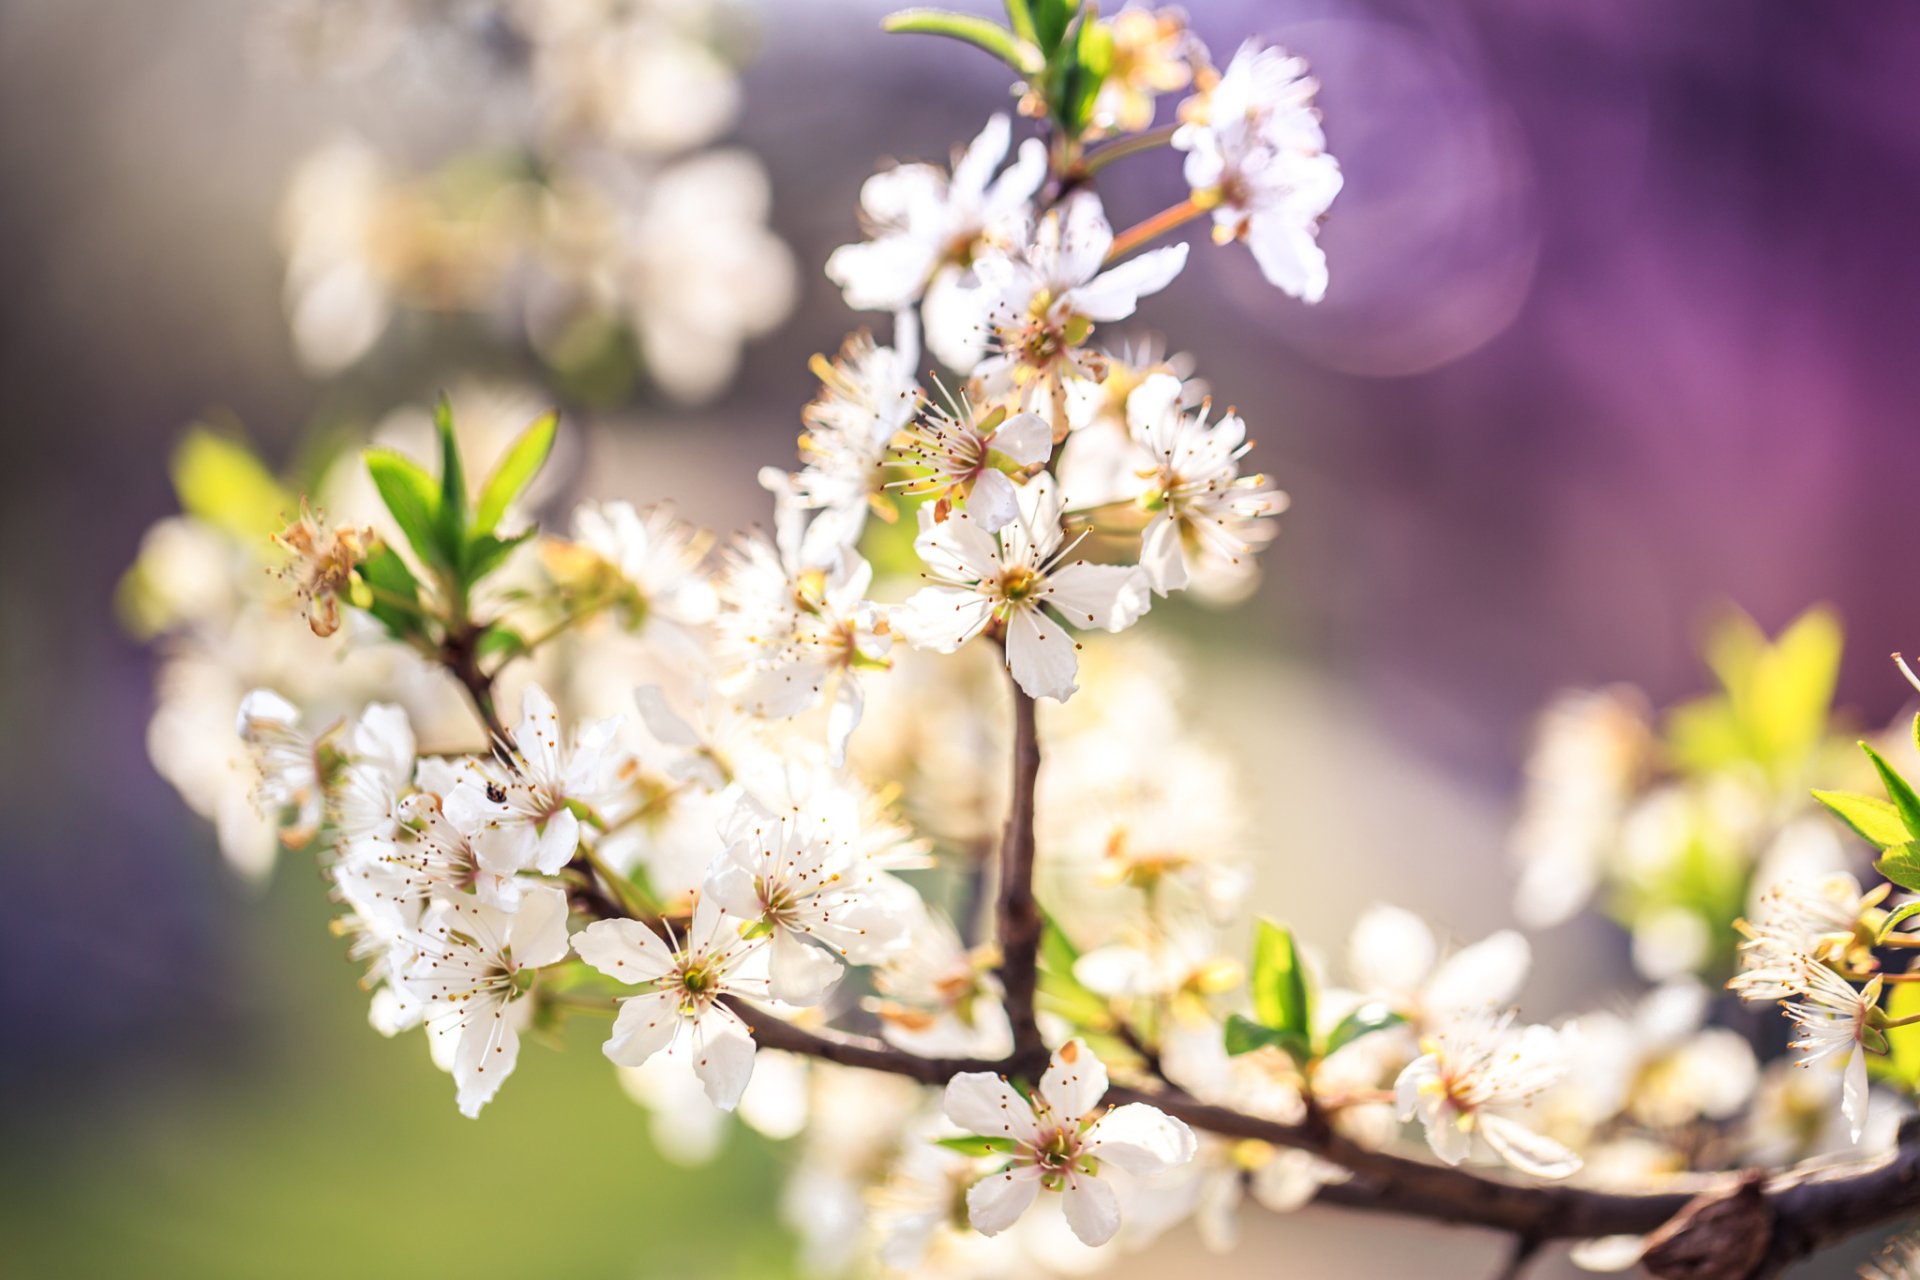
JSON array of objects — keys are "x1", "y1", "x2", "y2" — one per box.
[{"x1": 994, "y1": 676, "x2": 1047, "y2": 1075}]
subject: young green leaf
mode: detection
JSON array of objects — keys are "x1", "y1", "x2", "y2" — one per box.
[
  {"x1": 934, "y1": 1134, "x2": 1017, "y2": 1157},
  {"x1": 171, "y1": 428, "x2": 294, "y2": 541},
  {"x1": 365, "y1": 449, "x2": 446, "y2": 570},
  {"x1": 1878, "y1": 844, "x2": 1920, "y2": 895},
  {"x1": 1058, "y1": 10, "x2": 1113, "y2": 132},
  {"x1": 1815, "y1": 789, "x2": 1911, "y2": 851},
  {"x1": 1223, "y1": 1012, "x2": 1311, "y2": 1065},
  {"x1": 1863, "y1": 743, "x2": 1920, "y2": 840},
  {"x1": 1323, "y1": 1002, "x2": 1408, "y2": 1057},
  {"x1": 434, "y1": 395, "x2": 468, "y2": 555},
  {"x1": 1002, "y1": 0, "x2": 1038, "y2": 43},
  {"x1": 474, "y1": 411, "x2": 557, "y2": 535},
  {"x1": 356, "y1": 542, "x2": 423, "y2": 640},
  {"x1": 1880, "y1": 901, "x2": 1920, "y2": 943},
  {"x1": 475, "y1": 623, "x2": 527, "y2": 664},
  {"x1": 883, "y1": 8, "x2": 1040, "y2": 73},
  {"x1": 1881, "y1": 981, "x2": 1920, "y2": 1089},
  {"x1": 1250, "y1": 918, "x2": 1313, "y2": 1040},
  {"x1": 1031, "y1": 0, "x2": 1079, "y2": 52},
  {"x1": 463, "y1": 527, "x2": 537, "y2": 585}
]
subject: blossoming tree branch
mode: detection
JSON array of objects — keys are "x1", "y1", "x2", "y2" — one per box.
[{"x1": 135, "y1": 3, "x2": 1920, "y2": 1278}]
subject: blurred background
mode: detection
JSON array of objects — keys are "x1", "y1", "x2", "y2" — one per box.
[{"x1": 4, "y1": 0, "x2": 1920, "y2": 1275}]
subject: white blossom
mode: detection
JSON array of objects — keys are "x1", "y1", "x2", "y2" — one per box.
[
  {"x1": 570, "y1": 892, "x2": 772, "y2": 1109},
  {"x1": 236, "y1": 689, "x2": 330, "y2": 849},
  {"x1": 561, "y1": 500, "x2": 718, "y2": 643},
  {"x1": 329, "y1": 702, "x2": 416, "y2": 848},
  {"x1": 1731, "y1": 873, "x2": 1879, "y2": 1002},
  {"x1": 1783, "y1": 961, "x2": 1881, "y2": 1143},
  {"x1": 943, "y1": 1038, "x2": 1196, "y2": 1246},
  {"x1": 398, "y1": 883, "x2": 572, "y2": 1117},
  {"x1": 1395, "y1": 1007, "x2": 1581, "y2": 1179},
  {"x1": 895, "y1": 474, "x2": 1151, "y2": 702},
  {"x1": 1173, "y1": 40, "x2": 1342, "y2": 302},
  {"x1": 890, "y1": 393, "x2": 1053, "y2": 533}
]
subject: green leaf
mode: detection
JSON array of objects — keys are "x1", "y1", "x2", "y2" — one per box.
[
  {"x1": 1223, "y1": 1013, "x2": 1310, "y2": 1065},
  {"x1": 882, "y1": 9, "x2": 1039, "y2": 72},
  {"x1": 1323, "y1": 1002, "x2": 1408, "y2": 1057},
  {"x1": 1863, "y1": 743, "x2": 1920, "y2": 839},
  {"x1": 434, "y1": 395, "x2": 468, "y2": 555},
  {"x1": 356, "y1": 543, "x2": 422, "y2": 640},
  {"x1": 1883, "y1": 981, "x2": 1920, "y2": 1090},
  {"x1": 474, "y1": 411, "x2": 557, "y2": 535},
  {"x1": 463, "y1": 527, "x2": 537, "y2": 585},
  {"x1": 365, "y1": 449, "x2": 446, "y2": 570},
  {"x1": 1032, "y1": 0, "x2": 1078, "y2": 52},
  {"x1": 1037, "y1": 908, "x2": 1111, "y2": 1028},
  {"x1": 1881, "y1": 901, "x2": 1920, "y2": 942},
  {"x1": 1878, "y1": 844, "x2": 1920, "y2": 894},
  {"x1": 1002, "y1": 0, "x2": 1038, "y2": 43},
  {"x1": 171, "y1": 428, "x2": 293, "y2": 541},
  {"x1": 934, "y1": 1135, "x2": 1017, "y2": 1157},
  {"x1": 1815, "y1": 789, "x2": 1911, "y2": 851},
  {"x1": 1056, "y1": 10, "x2": 1113, "y2": 132},
  {"x1": 475, "y1": 623, "x2": 527, "y2": 663},
  {"x1": 1249, "y1": 918, "x2": 1313, "y2": 1040}
]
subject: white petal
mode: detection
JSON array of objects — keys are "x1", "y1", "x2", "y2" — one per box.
[
  {"x1": 1478, "y1": 1112, "x2": 1582, "y2": 1180},
  {"x1": 826, "y1": 674, "x2": 862, "y2": 769},
  {"x1": 1060, "y1": 1174, "x2": 1122, "y2": 1247},
  {"x1": 691, "y1": 1007, "x2": 758, "y2": 1111},
  {"x1": 969, "y1": 468, "x2": 1022, "y2": 533},
  {"x1": 768, "y1": 929, "x2": 844, "y2": 1005},
  {"x1": 951, "y1": 113, "x2": 1011, "y2": 198},
  {"x1": 1136, "y1": 512, "x2": 1188, "y2": 595},
  {"x1": 1005, "y1": 606, "x2": 1080, "y2": 702},
  {"x1": 1125, "y1": 374, "x2": 1185, "y2": 433},
  {"x1": 703, "y1": 856, "x2": 763, "y2": 920},
  {"x1": 1052, "y1": 194, "x2": 1115, "y2": 287},
  {"x1": 633, "y1": 686, "x2": 700, "y2": 747},
  {"x1": 894, "y1": 587, "x2": 996, "y2": 654},
  {"x1": 452, "y1": 1001, "x2": 520, "y2": 1118},
  {"x1": 990, "y1": 412, "x2": 1054, "y2": 467},
  {"x1": 531, "y1": 807, "x2": 581, "y2": 876},
  {"x1": 914, "y1": 504, "x2": 1002, "y2": 581},
  {"x1": 1349, "y1": 904, "x2": 1437, "y2": 1002},
  {"x1": 1843, "y1": 1045, "x2": 1869, "y2": 1143},
  {"x1": 507, "y1": 883, "x2": 572, "y2": 969},
  {"x1": 1039, "y1": 1038, "x2": 1109, "y2": 1120},
  {"x1": 1085, "y1": 1103, "x2": 1196, "y2": 1174},
  {"x1": 604, "y1": 991, "x2": 680, "y2": 1067},
  {"x1": 966, "y1": 1168, "x2": 1041, "y2": 1236},
  {"x1": 571, "y1": 917, "x2": 677, "y2": 983},
  {"x1": 1425, "y1": 930, "x2": 1530, "y2": 1015},
  {"x1": 1042, "y1": 563, "x2": 1151, "y2": 633},
  {"x1": 944, "y1": 1072, "x2": 1042, "y2": 1144},
  {"x1": 1070, "y1": 243, "x2": 1189, "y2": 322},
  {"x1": 514, "y1": 684, "x2": 563, "y2": 780}
]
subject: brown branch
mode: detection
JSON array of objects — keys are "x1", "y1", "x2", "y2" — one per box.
[
  {"x1": 994, "y1": 677, "x2": 1047, "y2": 1075},
  {"x1": 439, "y1": 623, "x2": 516, "y2": 755}
]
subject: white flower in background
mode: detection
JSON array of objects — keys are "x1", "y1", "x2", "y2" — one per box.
[
  {"x1": 1173, "y1": 39, "x2": 1342, "y2": 302},
  {"x1": 826, "y1": 113, "x2": 1045, "y2": 333},
  {"x1": 1731, "y1": 873, "x2": 1880, "y2": 1002},
  {"x1": 1395, "y1": 1007, "x2": 1581, "y2": 1179},
  {"x1": 570, "y1": 892, "x2": 771, "y2": 1109},
  {"x1": 944, "y1": 1039, "x2": 1196, "y2": 1246},
  {"x1": 1510, "y1": 687, "x2": 1650, "y2": 928},
  {"x1": 715, "y1": 510, "x2": 891, "y2": 766},
  {"x1": 1089, "y1": 5, "x2": 1195, "y2": 136},
  {"x1": 971, "y1": 194, "x2": 1189, "y2": 433},
  {"x1": 1783, "y1": 962, "x2": 1881, "y2": 1143},
  {"x1": 236, "y1": 688, "x2": 331, "y2": 849},
  {"x1": 1863, "y1": 1232, "x2": 1920, "y2": 1280},
  {"x1": 869, "y1": 1137, "x2": 1001, "y2": 1272},
  {"x1": 1114, "y1": 373, "x2": 1287, "y2": 598},
  {"x1": 398, "y1": 883, "x2": 572, "y2": 1117},
  {"x1": 1346, "y1": 903, "x2": 1530, "y2": 1026},
  {"x1": 442, "y1": 684, "x2": 622, "y2": 876},
  {"x1": 704, "y1": 796, "x2": 913, "y2": 1003},
  {"x1": 1558, "y1": 981, "x2": 1757, "y2": 1134},
  {"x1": 329, "y1": 702, "x2": 416, "y2": 848},
  {"x1": 891, "y1": 392, "x2": 1053, "y2": 532},
  {"x1": 895, "y1": 474, "x2": 1151, "y2": 701},
  {"x1": 763, "y1": 326, "x2": 924, "y2": 559},
  {"x1": 556, "y1": 500, "x2": 718, "y2": 643},
  {"x1": 868, "y1": 911, "x2": 1013, "y2": 1059}
]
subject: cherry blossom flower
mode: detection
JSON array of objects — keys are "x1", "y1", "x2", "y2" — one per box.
[
  {"x1": 943, "y1": 1038, "x2": 1196, "y2": 1246},
  {"x1": 762, "y1": 327, "x2": 923, "y2": 560},
  {"x1": 1346, "y1": 903, "x2": 1531, "y2": 1026},
  {"x1": 271, "y1": 501, "x2": 372, "y2": 638},
  {"x1": 894, "y1": 474, "x2": 1151, "y2": 701},
  {"x1": 441, "y1": 683, "x2": 622, "y2": 876},
  {"x1": 890, "y1": 391, "x2": 1053, "y2": 532},
  {"x1": 867, "y1": 911, "x2": 1013, "y2": 1059},
  {"x1": 1395, "y1": 1007, "x2": 1582, "y2": 1179},
  {"x1": 1783, "y1": 961, "x2": 1882, "y2": 1142},
  {"x1": 353, "y1": 791, "x2": 524, "y2": 911},
  {"x1": 549, "y1": 500, "x2": 718, "y2": 646},
  {"x1": 825, "y1": 113, "x2": 1045, "y2": 318},
  {"x1": 328, "y1": 702, "x2": 415, "y2": 848},
  {"x1": 1173, "y1": 39, "x2": 1342, "y2": 302},
  {"x1": 970, "y1": 195, "x2": 1188, "y2": 435},
  {"x1": 704, "y1": 796, "x2": 913, "y2": 1003},
  {"x1": 1732, "y1": 873, "x2": 1883, "y2": 1002},
  {"x1": 570, "y1": 892, "x2": 772, "y2": 1109},
  {"x1": 236, "y1": 688, "x2": 332, "y2": 849},
  {"x1": 398, "y1": 883, "x2": 572, "y2": 1117},
  {"x1": 714, "y1": 509, "x2": 891, "y2": 766},
  {"x1": 1090, "y1": 6, "x2": 1195, "y2": 136}
]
